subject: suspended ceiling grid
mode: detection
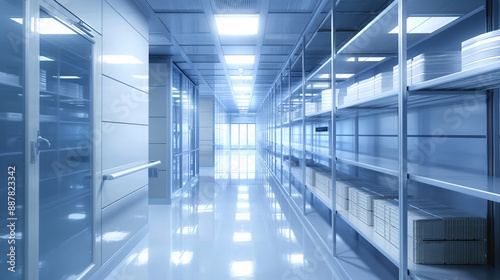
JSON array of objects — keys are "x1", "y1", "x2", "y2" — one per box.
[{"x1": 135, "y1": 0, "x2": 393, "y2": 112}]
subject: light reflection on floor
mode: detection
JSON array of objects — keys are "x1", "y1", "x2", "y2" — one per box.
[{"x1": 103, "y1": 151, "x2": 340, "y2": 280}]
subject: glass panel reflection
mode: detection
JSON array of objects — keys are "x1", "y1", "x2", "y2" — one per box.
[{"x1": 38, "y1": 9, "x2": 93, "y2": 279}]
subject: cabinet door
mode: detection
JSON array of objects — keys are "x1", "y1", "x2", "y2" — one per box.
[{"x1": 38, "y1": 8, "x2": 96, "y2": 280}]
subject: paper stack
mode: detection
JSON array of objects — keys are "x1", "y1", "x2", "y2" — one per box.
[
  {"x1": 462, "y1": 29, "x2": 500, "y2": 71},
  {"x1": 411, "y1": 52, "x2": 461, "y2": 83},
  {"x1": 374, "y1": 199, "x2": 487, "y2": 264},
  {"x1": 374, "y1": 72, "x2": 393, "y2": 95},
  {"x1": 349, "y1": 186, "x2": 399, "y2": 226},
  {"x1": 357, "y1": 77, "x2": 375, "y2": 101},
  {"x1": 0, "y1": 71, "x2": 20, "y2": 87}
]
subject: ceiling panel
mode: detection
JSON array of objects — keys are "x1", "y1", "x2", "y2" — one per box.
[
  {"x1": 221, "y1": 45, "x2": 256, "y2": 55},
  {"x1": 149, "y1": 33, "x2": 172, "y2": 45},
  {"x1": 210, "y1": 0, "x2": 262, "y2": 14},
  {"x1": 336, "y1": 0, "x2": 390, "y2": 12},
  {"x1": 158, "y1": 13, "x2": 210, "y2": 34},
  {"x1": 181, "y1": 45, "x2": 218, "y2": 55},
  {"x1": 258, "y1": 63, "x2": 283, "y2": 70},
  {"x1": 269, "y1": 0, "x2": 320, "y2": 13},
  {"x1": 259, "y1": 54, "x2": 288, "y2": 63},
  {"x1": 263, "y1": 33, "x2": 299, "y2": 46},
  {"x1": 175, "y1": 34, "x2": 215, "y2": 45},
  {"x1": 148, "y1": 0, "x2": 204, "y2": 12},
  {"x1": 266, "y1": 13, "x2": 311, "y2": 33},
  {"x1": 219, "y1": 36, "x2": 258, "y2": 46},
  {"x1": 187, "y1": 54, "x2": 220, "y2": 63},
  {"x1": 261, "y1": 45, "x2": 294, "y2": 55},
  {"x1": 198, "y1": 69, "x2": 226, "y2": 76},
  {"x1": 194, "y1": 63, "x2": 223, "y2": 70}
]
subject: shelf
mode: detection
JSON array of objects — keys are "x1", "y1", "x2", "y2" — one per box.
[
  {"x1": 409, "y1": 62, "x2": 500, "y2": 91},
  {"x1": 409, "y1": 166, "x2": 500, "y2": 203},
  {"x1": 0, "y1": 81, "x2": 22, "y2": 90},
  {"x1": 336, "y1": 208, "x2": 400, "y2": 266},
  {"x1": 305, "y1": 150, "x2": 332, "y2": 159},
  {"x1": 306, "y1": 185, "x2": 333, "y2": 210},
  {"x1": 337, "y1": 0, "x2": 482, "y2": 55},
  {"x1": 304, "y1": 110, "x2": 332, "y2": 120},
  {"x1": 409, "y1": 262, "x2": 499, "y2": 280},
  {"x1": 338, "y1": 90, "x2": 398, "y2": 110},
  {"x1": 336, "y1": 151, "x2": 399, "y2": 177}
]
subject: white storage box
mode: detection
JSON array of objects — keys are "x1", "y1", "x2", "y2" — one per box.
[
  {"x1": 462, "y1": 29, "x2": 500, "y2": 71},
  {"x1": 357, "y1": 77, "x2": 375, "y2": 100}
]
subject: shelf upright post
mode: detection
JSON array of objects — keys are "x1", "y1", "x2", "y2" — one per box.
[
  {"x1": 302, "y1": 36, "x2": 307, "y2": 214},
  {"x1": 289, "y1": 60, "x2": 293, "y2": 195},
  {"x1": 280, "y1": 73, "x2": 284, "y2": 184},
  {"x1": 331, "y1": 4, "x2": 338, "y2": 255},
  {"x1": 398, "y1": 0, "x2": 409, "y2": 278},
  {"x1": 486, "y1": 0, "x2": 500, "y2": 267}
]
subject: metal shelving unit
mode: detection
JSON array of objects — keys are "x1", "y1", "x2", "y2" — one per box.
[{"x1": 257, "y1": 0, "x2": 500, "y2": 279}]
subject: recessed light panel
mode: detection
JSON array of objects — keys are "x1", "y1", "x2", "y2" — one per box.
[
  {"x1": 215, "y1": 15, "x2": 259, "y2": 35},
  {"x1": 225, "y1": 55, "x2": 255, "y2": 65}
]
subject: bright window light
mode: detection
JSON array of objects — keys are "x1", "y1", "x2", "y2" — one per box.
[
  {"x1": 336, "y1": 74, "x2": 354, "y2": 79},
  {"x1": 215, "y1": 15, "x2": 259, "y2": 35},
  {"x1": 234, "y1": 86, "x2": 251, "y2": 91},
  {"x1": 225, "y1": 55, "x2": 255, "y2": 65},
  {"x1": 39, "y1": 18, "x2": 76, "y2": 35},
  {"x1": 233, "y1": 232, "x2": 252, "y2": 242},
  {"x1": 103, "y1": 55, "x2": 143, "y2": 64},
  {"x1": 230, "y1": 75, "x2": 253, "y2": 80},
  {"x1": 389, "y1": 16, "x2": 459, "y2": 34}
]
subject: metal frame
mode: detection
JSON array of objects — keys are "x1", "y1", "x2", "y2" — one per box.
[{"x1": 25, "y1": 1, "x2": 103, "y2": 279}]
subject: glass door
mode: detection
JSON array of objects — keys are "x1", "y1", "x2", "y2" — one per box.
[
  {"x1": 0, "y1": 1, "x2": 26, "y2": 279},
  {"x1": 38, "y1": 9, "x2": 94, "y2": 279}
]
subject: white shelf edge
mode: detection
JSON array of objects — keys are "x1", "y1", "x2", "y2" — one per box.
[{"x1": 336, "y1": 156, "x2": 399, "y2": 177}]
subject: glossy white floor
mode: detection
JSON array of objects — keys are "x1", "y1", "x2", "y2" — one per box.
[{"x1": 100, "y1": 151, "x2": 344, "y2": 280}]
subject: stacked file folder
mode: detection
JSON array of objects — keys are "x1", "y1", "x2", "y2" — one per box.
[
  {"x1": 348, "y1": 186, "x2": 399, "y2": 226},
  {"x1": 374, "y1": 199, "x2": 487, "y2": 264},
  {"x1": 462, "y1": 29, "x2": 500, "y2": 71},
  {"x1": 322, "y1": 89, "x2": 333, "y2": 111}
]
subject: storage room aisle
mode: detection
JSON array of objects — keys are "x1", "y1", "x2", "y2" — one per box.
[{"x1": 100, "y1": 151, "x2": 343, "y2": 280}]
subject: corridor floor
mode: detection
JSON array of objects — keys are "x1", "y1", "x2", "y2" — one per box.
[{"x1": 103, "y1": 151, "x2": 342, "y2": 280}]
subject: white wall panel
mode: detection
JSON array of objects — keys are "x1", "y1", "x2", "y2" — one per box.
[
  {"x1": 102, "y1": 122, "x2": 148, "y2": 171},
  {"x1": 101, "y1": 186, "x2": 148, "y2": 263},
  {"x1": 105, "y1": 0, "x2": 148, "y2": 39},
  {"x1": 103, "y1": 2, "x2": 148, "y2": 92},
  {"x1": 149, "y1": 118, "x2": 168, "y2": 144},
  {"x1": 102, "y1": 76, "x2": 148, "y2": 125},
  {"x1": 102, "y1": 170, "x2": 147, "y2": 208},
  {"x1": 149, "y1": 87, "x2": 167, "y2": 117}
]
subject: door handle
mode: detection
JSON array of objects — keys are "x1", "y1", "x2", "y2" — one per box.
[
  {"x1": 38, "y1": 136, "x2": 51, "y2": 148},
  {"x1": 30, "y1": 132, "x2": 51, "y2": 163}
]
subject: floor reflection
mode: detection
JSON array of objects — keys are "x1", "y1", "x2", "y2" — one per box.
[{"x1": 104, "y1": 151, "x2": 341, "y2": 280}]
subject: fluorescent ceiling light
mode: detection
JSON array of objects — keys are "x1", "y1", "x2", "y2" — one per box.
[
  {"x1": 225, "y1": 55, "x2": 255, "y2": 65},
  {"x1": 312, "y1": 83, "x2": 329, "y2": 89},
  {"x1": 389, "y1": 16, "x2": 459, "y2": 34},
  {"x1": 103, "y1": 55, "x2": 143, "y2": 64},
  {"x1": 234, "y1": 86, "x2": 251, "y2": 91},
  {"x1": 215, "y1": 15, "x2": 259, "y2": 35},
  {"x1": 319, "y1": 74, "x2": 329, "y2": 79},
  {"x1": 336, "y1": 74, "x2": 354, "y2": 79},
  {"x1": 133, "y1": 75, "x2": 148, "y2": 79},
  {"x1": 346, "y1": 57, "x2": 356, "y2": 62},
  {"x1": 40, "y1": 56, "x2": 53, "y2": 62},
  {"x1": 53, "y1": 75, "x2": 81, "y2": 79},
  {"x1": 40, "y1": 18, "x2": 76, "y2": 35},
  {"x1": 236, "y1": 213, "x2": 250, "y2": 221},
  {"x1": 230, "y1": 75, "x2": 253, "y2": 80}
]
